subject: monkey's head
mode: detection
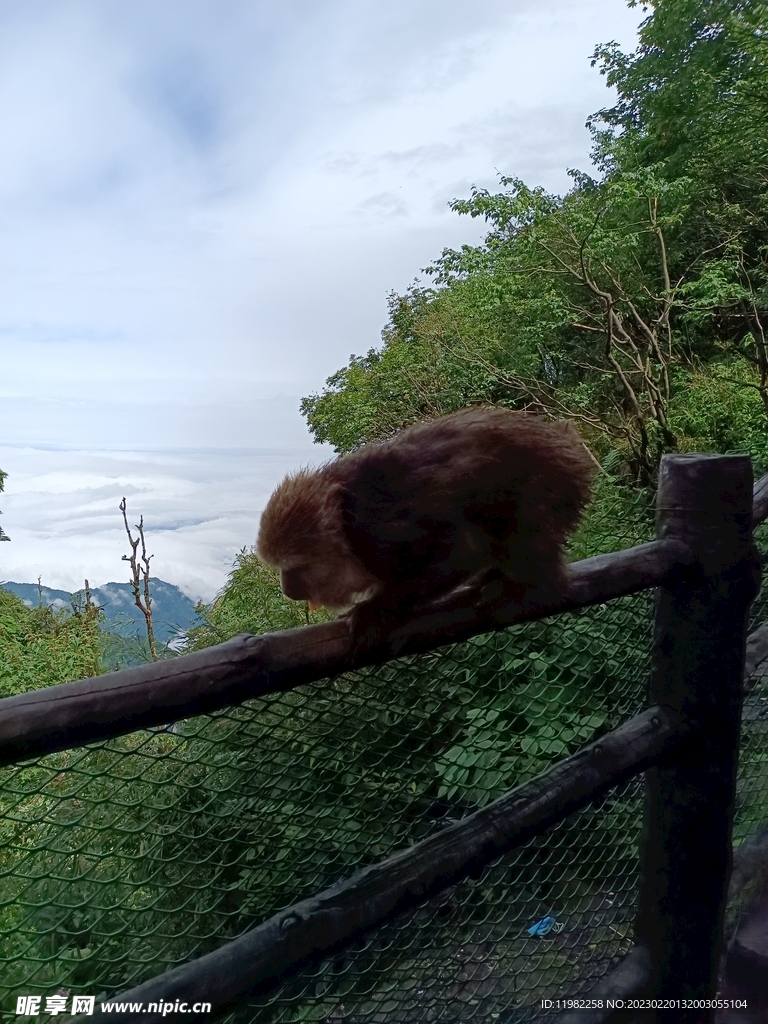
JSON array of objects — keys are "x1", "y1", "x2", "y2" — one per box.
[{"x1": 257, "y1": 468, "x2": 382, "y2": 612}]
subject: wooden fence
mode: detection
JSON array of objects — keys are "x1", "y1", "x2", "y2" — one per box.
[{"x1": 0, "y1": 452, "x2": 765, "y2": 1023}]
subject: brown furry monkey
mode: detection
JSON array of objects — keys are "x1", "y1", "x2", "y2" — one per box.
[{"x1": 257, "y1": 408, "x2": 595, "y2": 631}]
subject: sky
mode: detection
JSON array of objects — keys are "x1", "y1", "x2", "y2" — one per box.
[{"x1": 0, "y1": 0, "x2": 643, "y2": 601}]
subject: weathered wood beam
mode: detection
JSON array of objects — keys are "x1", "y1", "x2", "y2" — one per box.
[
  {"x1": 635, "y1": 454, "x2": 761, "y2": 1013},
  {"x1": 82, "y1": 705, "x2": 685, "y2": 1024},
  {"x1": 752, "y1": 469, "x2": 768, "y2": 526},
  {"x1": 561, "y1": 460, "x2": 768, "y2": 1019},
  {"x1": 2, "y1": 467, "x2": 765, "y2": 768},
  {"x1": 0, "y1": 538, "x2": 687, "y2": 766}
]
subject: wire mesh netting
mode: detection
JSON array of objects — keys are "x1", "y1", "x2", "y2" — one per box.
[
  {"x1": 241, "y1": 777, "x2": 647, "y2": 1024},
  {"x1": 0, "y1": 502, "x2": 767, "y2": 1022}
]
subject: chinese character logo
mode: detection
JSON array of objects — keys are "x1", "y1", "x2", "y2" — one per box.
[{"x1": 71, "y1": 996, "x2": 95, "y2": 1016}]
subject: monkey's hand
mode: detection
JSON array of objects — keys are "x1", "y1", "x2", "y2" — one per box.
[
  {"x1": 341, "y1": 599, "x2": 412, "y2": 662},
  {"x1": 341, "y1": 570, "x2": 499, "y2": 662}
]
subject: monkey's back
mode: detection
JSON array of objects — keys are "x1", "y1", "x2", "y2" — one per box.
[{"x1": 338, "y1": 408, "x2": 595, "y2": 604}]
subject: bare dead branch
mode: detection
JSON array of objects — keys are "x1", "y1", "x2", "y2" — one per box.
[{"x1": 120, "y1": 497, "x2": 159, "y2": 662}]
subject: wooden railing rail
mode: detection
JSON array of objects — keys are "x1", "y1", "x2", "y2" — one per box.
[
  {"x1": 81, "y1": 706, "x2": 685, "y2": 1022},
  {"x1": 1, "y1": 466, "x2": 766, "y2": 767}
]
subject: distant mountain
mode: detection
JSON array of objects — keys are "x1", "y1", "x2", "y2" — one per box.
[{"x1": 1, "y1": 579, "x2": 201, "y2": 645}]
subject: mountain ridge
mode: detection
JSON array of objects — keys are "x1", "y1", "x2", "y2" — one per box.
[{"x1": 1, "y1": 579, "x2": 201, "y2": 644}]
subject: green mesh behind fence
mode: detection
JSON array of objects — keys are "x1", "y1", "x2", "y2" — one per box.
[
  {"x1": 242, "y1": 777, "x2": 645, "y2": 1024},
  {"x1": 1, "y1": 509, "x2": 767, "y2": 1022}
]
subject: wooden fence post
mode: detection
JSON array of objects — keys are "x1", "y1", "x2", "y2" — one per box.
[{"x1": 634, "y1": 455, "x2": 761, "y2": 1013}]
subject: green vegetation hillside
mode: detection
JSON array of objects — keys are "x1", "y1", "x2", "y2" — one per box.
[
  {"x1": 0, "y1": 587, "x2": 101, "y2": 697},
  {"x1": 302, "y1": 0, "x2": 768, "y2": 490}
]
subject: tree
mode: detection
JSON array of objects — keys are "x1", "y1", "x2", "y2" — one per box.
[
  {"x1": 119, "y1": 497, "x2": 158, "y2": 661},
  {"x1": 590, "y1": 0, "x2": 768, "y2": 180},
  {"x1": 591, "y1": 0, "x2": 768, "y2": 417},
  {"x1": 0, "y1": 469, "x2": 10, "y2": 542},
  {"x1": 302, "y1": 0, "x2": 768, "y2": 484}
]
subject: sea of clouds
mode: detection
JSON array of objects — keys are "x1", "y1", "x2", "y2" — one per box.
[{"x1": 0, "y1": 440, "x2": 329, "y2": 604}]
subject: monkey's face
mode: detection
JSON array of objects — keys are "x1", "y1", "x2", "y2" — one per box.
[{"x1": 279, "y1": 554, "x2": 381, "y2": 612}]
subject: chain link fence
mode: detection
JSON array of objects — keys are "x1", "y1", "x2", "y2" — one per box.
[{"x1": 1, "y1": 503, "x2": 767, "y2": 1022}]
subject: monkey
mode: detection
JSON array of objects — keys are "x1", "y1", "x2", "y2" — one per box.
[{"x1": 256, "y1": 408, "x2": 595, "y2": 641}]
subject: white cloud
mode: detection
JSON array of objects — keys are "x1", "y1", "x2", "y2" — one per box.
[{"x1": 0, "y1": 442, "x2": 331, "y2": 601}]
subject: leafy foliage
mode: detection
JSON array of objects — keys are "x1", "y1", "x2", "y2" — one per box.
[
  {"x1": 0, "y1": 589, "x2": 102, "y2": 697},
  {"x1": 186, "y1": 549, "x2": 331, "y2": 651},
  {"x1": 303, "y1": 0, "x2": 768, "y2": 485}
]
